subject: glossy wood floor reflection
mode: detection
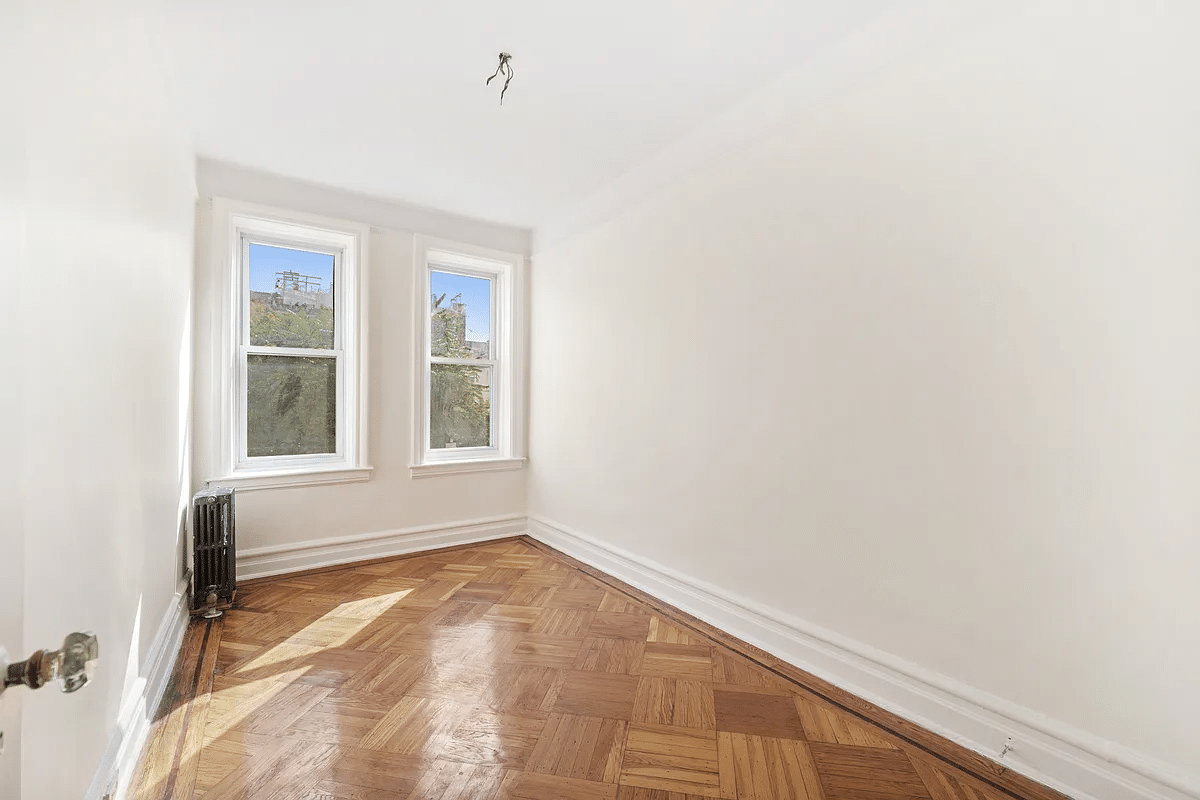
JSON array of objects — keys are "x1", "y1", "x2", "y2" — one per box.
[{"x1": 129, "y1": 538, "x2": 1065, "y2": 800}]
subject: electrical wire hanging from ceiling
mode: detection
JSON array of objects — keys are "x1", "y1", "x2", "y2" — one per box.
[{"x1": 486, "y1": 52, "x2": 514, "y2": 105}]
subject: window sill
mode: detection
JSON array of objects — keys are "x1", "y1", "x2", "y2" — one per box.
[
  {"x1": 207, "y1": 465, "x2": 373, "y2": 492},
  {"x1": 410, "y1": 457, "x2": 525, "y2": 479}
]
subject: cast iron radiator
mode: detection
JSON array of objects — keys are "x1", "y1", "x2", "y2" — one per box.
[{"x1": 191, "y1": 487, "x2": 236, "y2": 612}]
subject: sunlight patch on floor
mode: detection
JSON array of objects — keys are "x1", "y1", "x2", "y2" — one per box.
[{"x1": 237, "y1": 589, "x2": 414, "y2": 673}]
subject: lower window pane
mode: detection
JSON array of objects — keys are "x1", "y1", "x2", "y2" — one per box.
[
  {"x1": 430, "y1": 364, "x2": 491, "y2": 449},
  {"x1": 247, "y1": 355, "x2": 337, "y2": 457}
]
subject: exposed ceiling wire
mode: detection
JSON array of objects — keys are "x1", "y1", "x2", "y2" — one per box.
[{"x1": 486, "y1": 52, "x2": 514, "y2": 105}]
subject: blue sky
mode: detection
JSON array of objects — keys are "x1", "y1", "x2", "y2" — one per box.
[
  {"x1": 248, "y1": 246, "x2": 491, "y2": 342},
  {"x1": 432, "y1": 270, "x2": 491, "y2": 342},
  {"x1": 249, "y1": 243, "x2": 334, "y2": 295}
]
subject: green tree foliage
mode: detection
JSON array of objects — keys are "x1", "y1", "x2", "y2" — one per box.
[
  {"x1": 246, "y1": 355, "x2": 336, "y2": 456},
  {"x1": 249, "y1": 298, "x2": 333, "y2": 349},
  {"x1": 246, "y1": 298, "x2": 337, "y2": 456},
  {"x1": 430, "y1": 292, "x2": 490, "y2": 448}
]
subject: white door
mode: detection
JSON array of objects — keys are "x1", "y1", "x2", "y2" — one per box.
[
  {"x1": 0, "y1": 79, "x2": 27, "y2": 797},
  {"x1": 0, "y1": 520, "x2": 22, "y2": 800}
]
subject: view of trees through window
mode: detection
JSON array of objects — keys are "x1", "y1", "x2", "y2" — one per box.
[
  {"x1": 241, "y1": 248, "x2": 495, "y2": 456},
  {"x1": 246, "y1": 355, "x2": 336, "y2": 456},
  {"x1": 430, "y1": 270, "x2": 492, "y2": 449},
  {"x1": 246, "y1": 244, "x2": 338, "y2": 457}
]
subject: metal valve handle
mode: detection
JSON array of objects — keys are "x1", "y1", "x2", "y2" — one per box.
[{"x1": 2, "y1": 631, "x2": 98, "y2": 695}]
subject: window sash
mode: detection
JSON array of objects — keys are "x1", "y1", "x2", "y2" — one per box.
[
  {"x1": 240, "y1": 235, "x2": 342, "y2": 350},
  {"x1": 428, "y1": 263, "x2": 497, "y2": 362},
  {"x1": 238, "y1": 351, "x2": 344, "y2": 466},
  {"x1": 420, "y1": 256, "x2": 507, "y2": 462},
  {"x1": 236, "y1": 232, "x2": 347, "y2": 468},
  {"x1": 428, "y1": 363, "x2": 493, "y2": 451},
  {"x1": 430, "y1": 356, "x2": 497, "y2": 367}
]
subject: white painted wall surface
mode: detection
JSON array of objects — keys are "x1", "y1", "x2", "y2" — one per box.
[
  {"x1": 192, "y1": 162, "x2": 530, "y2": 552},
  {"x1": 529, "y1": 1, "x2": 1200, "y2": 784},
  {"x1": 0, "y1": 4, "x2": 30, "y2": 793},
  {"x1": 11, "y1": 1, "x2": 197, "y2": 797}
]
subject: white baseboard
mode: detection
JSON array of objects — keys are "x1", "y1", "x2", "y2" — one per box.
[
  {"x1": 236, "y1": 515, "x2": 527, "y2": 580},
  {"x1": 527, "y1": 516, "x2": 1200, "y2": 800},
  {"x1": 85, "y1": 579, "x2": 190, "y2": 800}
]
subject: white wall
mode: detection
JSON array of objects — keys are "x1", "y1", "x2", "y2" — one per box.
[
  {"x1": 193, "y1": 161, "x2": 530, "y2": 554},
  {"x1": 10, "y1": 1, "x2": 197, "y2": 798},
  {"x1": 529, "y1": 1, "x2": 1199, "y2": 790}
]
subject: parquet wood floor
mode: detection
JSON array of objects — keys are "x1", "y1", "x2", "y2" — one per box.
[{"x1": 128, "y1": 537, "x2": 1066, "y2": 800}]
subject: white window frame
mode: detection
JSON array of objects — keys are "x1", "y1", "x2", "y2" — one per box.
[
  {"x1": 412, "y1": 236, "x2": 525, "y2": 477},
  {"x1": 208, "y1": 198, "x2": 371, "y2": 490}
]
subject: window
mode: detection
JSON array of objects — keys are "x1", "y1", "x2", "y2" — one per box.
[
  {"x1": 412, "y1": 237, "x2": 525, "y2": 476},
  {"x1": 210, "y1": 200, "x2": 370, "y2": 489}
]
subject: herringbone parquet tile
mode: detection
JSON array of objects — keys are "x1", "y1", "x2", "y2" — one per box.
[{"x1": 127, "y1": 538, "x2": 1063, "y2": 800}]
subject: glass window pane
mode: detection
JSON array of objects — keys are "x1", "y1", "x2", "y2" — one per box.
[
  {"x1": 247, "y1": 355, "x2": 336, "y2": 457},
  {"x1": 430, "y1": 270, "x2": 491, "y2": 359},
  {"x1": 430, "y1": 364, "x2": 491, "y2": 449},
  {"x1": 248, "y1": 243, "x2": 335, "y2": 349}
]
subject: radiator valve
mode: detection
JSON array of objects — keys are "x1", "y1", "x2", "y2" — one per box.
[{"x1": 201, "y1": 590, "x2": 224, "y2": 619}]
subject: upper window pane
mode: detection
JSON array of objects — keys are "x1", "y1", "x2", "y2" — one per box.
[
  {"x1": 248, "y1": 243, "x2": 335, "y2": 349},
  {"x1": 430, "y1": 270, "x2": 491, "y2": 359}
]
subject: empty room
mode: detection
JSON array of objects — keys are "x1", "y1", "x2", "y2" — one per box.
[{"x1": 2, "y1": 1, "x2": 1197, "y2": 799}]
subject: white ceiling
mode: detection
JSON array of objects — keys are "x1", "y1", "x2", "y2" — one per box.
[{"x1": 164, "y1": 0, "x2": 897, "y2": 230}]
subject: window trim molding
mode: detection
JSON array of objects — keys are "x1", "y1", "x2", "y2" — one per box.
[
  {"x1": 409, "y1": 458, "x2": 525, "y2": 479},
  {"x1": 206, "y1": 466, "x2": 374, "y2": 492},
  {"x1": 210, "y1": 198, "x2": 371, "y2": 489},
  {"x1": 412, "y1": 235, "x2": 525, "y2": 476}
]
